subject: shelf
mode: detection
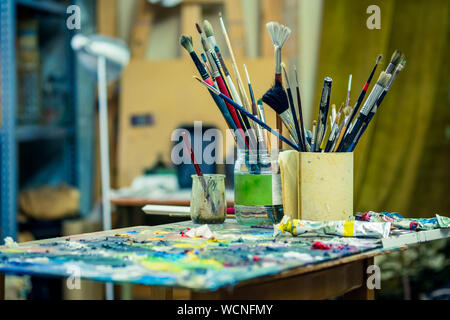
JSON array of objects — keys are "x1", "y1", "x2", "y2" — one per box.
[
  {"x1": 16, "y1": 0, "x2": 67, "y2": 16},
  {"x1": 16, "y1": 124, "x2": 74, "y2": 142}
]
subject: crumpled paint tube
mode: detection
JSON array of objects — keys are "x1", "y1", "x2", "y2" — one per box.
[
  {"x1": 274, "y1": 215, "x2": 391, "y2": 239},
  {"x1": 356, "y1": 211, "x2": 450, "y2": 231}
]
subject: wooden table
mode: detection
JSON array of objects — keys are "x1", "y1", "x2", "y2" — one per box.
[
  {"x1": 1, "y1": 220, "x2": 442, "y2": 300},
  {"x1": 157, "y1": 252, "x2": 384, "y2": 300}
]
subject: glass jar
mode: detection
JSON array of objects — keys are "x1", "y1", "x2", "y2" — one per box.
[
  {"x1": 190, "y1": 174, "x2": 226, "y2": 224},
  {"x1": 234, "y1": 148, "x2": 284, "y2": 225}
]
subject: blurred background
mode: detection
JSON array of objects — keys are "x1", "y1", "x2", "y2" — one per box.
[{"x1": 0, "y1": 0, "x2": 449, "y2": 299}]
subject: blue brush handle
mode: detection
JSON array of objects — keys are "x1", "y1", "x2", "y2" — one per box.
[{"x1": 216, "y1": 91, "x2": 301, "y2": 151}]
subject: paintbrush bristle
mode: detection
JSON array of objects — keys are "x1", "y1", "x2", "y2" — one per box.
[
  {"x1": 391, "y1": 50, "x2": 403, "y2": 66},
  {"x1": 343, "y1": 106, "x2": 352, "y2": 117},
  {"x1": 398, "y1": 57, "x2": 406, "y2": 70},
  {"x1": 377, "y1": 71, "x2": 391, "y2": 87},
  {"x1": 266, "y1": 22, "x2": 291, "y2": 48},
  {"x1": 262, "y1": 85, "x2": 289, "y2": 114},
  {"x1": 203, "y1": 20, "x2": 214, "y2": 38},
  {"x1": 179, "y1": 35, "x2": 194, "y2": 53},
  {"x1": 376, "y1": 54, "x2": 383, "y2": 64}
]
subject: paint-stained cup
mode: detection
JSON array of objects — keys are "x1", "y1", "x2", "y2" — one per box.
[{"x1": 190, "y1": 174, "x2": 226, "y2": 224}]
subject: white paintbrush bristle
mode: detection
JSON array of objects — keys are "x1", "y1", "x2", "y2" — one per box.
[
  {"x1": 266, "y1": 21, "x2": 291, "y2": 48},
  {"x1": 377, "y1": 71, "x2": 391, "y2": 87}
]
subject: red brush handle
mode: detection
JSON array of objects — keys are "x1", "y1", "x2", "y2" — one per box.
[
  {"x1": 215, "y1": 76, "x2": 243, "y2": 131},
  {"x1": 205, "y1": 77, "x2": 215, "y2": 87},
  {"x1": 181, "y1": 131, "x2": 203, "y2": 177},
  {"x1": 215, "y1": 76, "x2": 250, "y2": 148}
]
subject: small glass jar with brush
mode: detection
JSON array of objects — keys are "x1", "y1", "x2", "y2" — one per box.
[{"x1": 190, "y1": 174, "x2": 226, "y2": 224}]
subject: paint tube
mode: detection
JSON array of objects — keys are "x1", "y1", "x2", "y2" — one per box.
[
  {"x1": 356, "y1": 211, "x2": 450, "y2": 231},
  {"x1": 274, "y1": 215, "x2": 391, "y2": 238}
]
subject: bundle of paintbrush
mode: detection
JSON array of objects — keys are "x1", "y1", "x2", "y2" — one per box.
[
  {"x1": 180, "y1": 15, "x2": 405, "y2": 156},
  {"x1": 180, "y1": 14, "x2": 306, "y2": 181},
  {"x1": 310, "y1": 50, "x2": 406, "y2": 153}
]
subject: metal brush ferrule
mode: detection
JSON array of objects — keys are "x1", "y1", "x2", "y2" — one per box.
[
  {"x1": 360, "y1": 84, "x2": 384, "y2": 116},
  {"x1": 207, "y1": 36, "x2": 217, "y2": 50},
  {"x1": 275, "y1": 46, "x2": 281, "y2": 75},
  {"x1": 206, "y1": 50, "x2": 219, "y2": 77}
]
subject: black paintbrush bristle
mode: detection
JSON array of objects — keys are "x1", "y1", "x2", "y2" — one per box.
[{"x1": 262, "y1": 83, "x2": 289, "y2": 114}]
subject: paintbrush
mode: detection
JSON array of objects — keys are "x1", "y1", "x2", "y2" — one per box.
[
  {"x1": 315, "y1": 77, "x2": 332, "y2": 152},
  {"x1": 265, "y1": 21, "x2": 291, "y2": 148},
  {"x1": 346, "y1": 74, "x2": 352, "y2": 107},
  {"x1": 181, "y1": 131, "x2": 216, "y2": 212},
  {"x1": 336, "y1": 54, "x2": 382, "y2": 151},
  {"x1": 200, "y1": 52, "x2": 214, "y2": 82},
  {"x1": 196, "y1": 24, "x2": 251, "y2": 138},
  {"x1": 262, "y1": 82, "x2": 301, "y2": 151},
  {"x1": 310, "y1": 120, "x2": 317, "y2": 152},
  {"x1": 329, "y1": 103, "x2": 345, "y2": 151},
  {"x1": 195, "y1": 77, "x2": 301, "y2": 151},
  {"x1": 340, "y1": 71, "x2": 391, "y2": 152},
  {"x1": 293, "y1": 66, "x2": 308, "y2": 151},
  {"x1": 331, "y1": 103, "x2": 337, "y2": 126},
  {"x1": 180, "y1": 35, "x2": 238, "y2": 135},
  {"x1": 350, "y1": 57, "x2": 406, "y2": 151},
  {"x1": 244, "y1": 64, "x2": 265, "y2": 154},
  {"x1": 213, "y1": 45, "x2": 243, "y2": 115},
  {"x1": 196, "y1": 23, "x2": 228, "y2": 89},
  {"x1": 332, "y1": 106, "x2": 352, "y2": 152},
  {"x1": 324, "y1": 112, "x2": 341, "y2": 152},
  {"x1": 281, "y1": 63, "x2": 303, "y2": 150},
  {"x1": 218, "y1": 13, "x2": 252, "y2": 116},
  {"x1": 257, "y1": 98, "x2": 271, "y2": 152},
  {"x1": 385, "y1": 50, "x2": 402, "y2": 74},
  {"x1": 203, "y1": 20, "x2": 219, "y2": 52}
]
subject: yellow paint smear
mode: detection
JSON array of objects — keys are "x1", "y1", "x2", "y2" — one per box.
[
  {"x1": 173, "y1": 243, "x2": 204, "y2": 249},
  {"x1": 207, "y1": 239, "x2": 229, "y2": 243},
  {"x1": 141, "y1": 261, "x2": 183, "y2": 273},
  {"x1": 2, "y1": 249, "x2": 24, "y2": 253}
]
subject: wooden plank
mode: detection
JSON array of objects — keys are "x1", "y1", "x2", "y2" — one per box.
[
  {"x1": 96, "y1": 0, "x2": 117, "y2": 37},
  {"x1": 150, "y1": 286, "x2": 173, "y2": 299},
  {"x1": 260, "y1": 0, "x2": 283, "y2": 58},
  {"x1": 130, "y1": 0, "x2": 154, "y2": 59},
  {"x1": 191, "y1": 259, "x2": 366, "y2": 299},
  {"x1": 223, "y1": 0, "x2": 246, "y2": 57}
]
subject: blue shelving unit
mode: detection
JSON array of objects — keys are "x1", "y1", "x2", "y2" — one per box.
[{"x1": 0, "y1": 0, "x2": 95, "y2": 240}]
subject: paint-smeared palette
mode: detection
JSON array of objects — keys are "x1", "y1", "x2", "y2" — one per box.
[{"x1": 0, "y1": 220, "x2": 382, "y2": 290}]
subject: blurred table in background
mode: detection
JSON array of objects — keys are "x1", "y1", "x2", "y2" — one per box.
[{"x1": 111, "y1": 189, "x2": 234, "y2": 227}]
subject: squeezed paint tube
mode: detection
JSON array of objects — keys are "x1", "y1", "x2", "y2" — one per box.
[
  {"x1": 274, "y1": 215, "x2": 391, "y2": 238},
  {"x1": 356, "y1": 211, "x2": 450, "y2": 231}
]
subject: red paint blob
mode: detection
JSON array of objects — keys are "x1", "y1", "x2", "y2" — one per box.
[{"x1": 312, "y1": 241, "x2": 331, "y2": 250}]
